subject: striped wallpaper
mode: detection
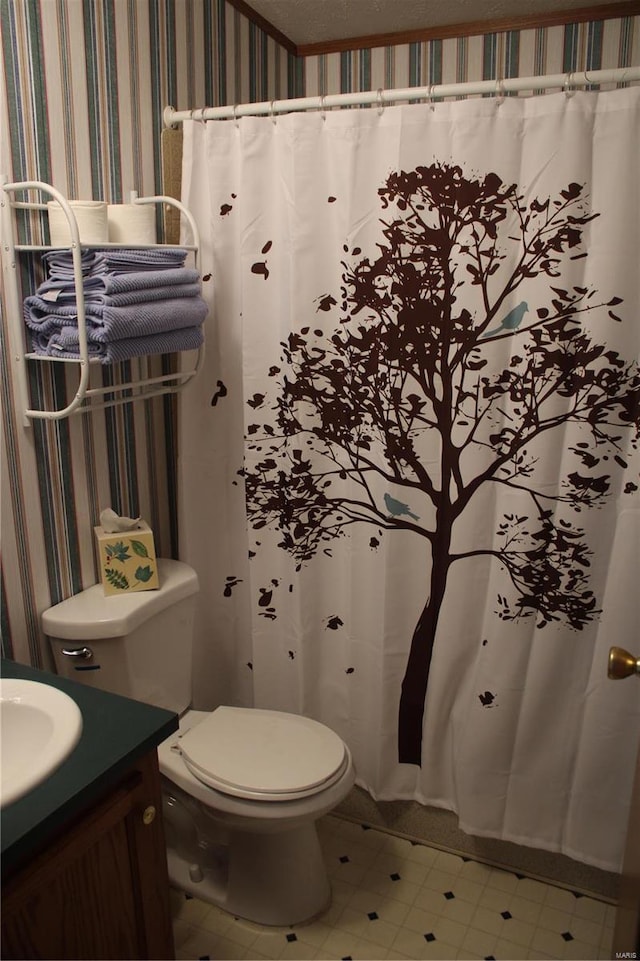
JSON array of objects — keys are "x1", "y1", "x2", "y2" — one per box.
[
  {"x1": 0, "y1": 1, "x2": 638, "y2": 668},
  {"x1": 303, "y1": 16, "x2": 638, "y2": 95}
]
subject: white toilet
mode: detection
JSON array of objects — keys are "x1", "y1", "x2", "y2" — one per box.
[{"x1": 42, "y1": 558, "x2": 356, "y2": 926}]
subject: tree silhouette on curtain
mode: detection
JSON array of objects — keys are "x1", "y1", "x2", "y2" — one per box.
[{"x1": 241, "y1": 162, "x2": 640, "y2": 765}]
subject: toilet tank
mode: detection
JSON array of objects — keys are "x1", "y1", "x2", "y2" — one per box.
[{"x1": 43, "y1": 558, "x2": 199, "y2": 714}]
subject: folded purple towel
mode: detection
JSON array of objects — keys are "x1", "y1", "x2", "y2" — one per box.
[
  {"x1": 24, "y1": 295, "x2": 208, "y2": 342},
  {"x1": 31, "y1": 324, "x2": 204, "y2": 364},
  {"x1": 36, "y1": 268, "x2": 202, "y2": 304},
  {"x1": 32, "y1": 283, "x2": 202, "y2": 308},
  {"x1": 42, "y1": 247, "x2": 189, "y2": 279},
  {"x1": 92, "y1": 248, "x2": 189, "y2": 274},
  {"x1": 39, "y1": 250, "x2": 100, "y2": 279}
]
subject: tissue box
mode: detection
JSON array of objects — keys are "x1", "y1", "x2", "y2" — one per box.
[{"x1": 94, "y1": 521, "x2": 159, "y2": 595}]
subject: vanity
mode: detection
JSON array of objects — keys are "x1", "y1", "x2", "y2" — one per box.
[{"x1": 1, "y1": 659, "x2": 178, "y2": 960}]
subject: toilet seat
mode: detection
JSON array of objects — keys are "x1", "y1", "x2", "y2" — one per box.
[{"x1": 178, "y1": 706, "x2": 348, "y2": 801}]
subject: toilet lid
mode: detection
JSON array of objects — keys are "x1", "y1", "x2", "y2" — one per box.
[{"x1": 178, "y1": 706, "x2": 348, "y2": 801}]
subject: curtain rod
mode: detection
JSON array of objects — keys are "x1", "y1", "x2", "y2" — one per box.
[{"x1": 164, "y1": 66, "x2": 640, "y2": 126}]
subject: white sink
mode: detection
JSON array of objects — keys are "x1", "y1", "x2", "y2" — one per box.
[{"x1": 0, "y1": 678, "x2": 83, "y2": 808}]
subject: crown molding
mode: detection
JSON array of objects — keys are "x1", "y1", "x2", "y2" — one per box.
[
  {"x1": 225, "y1": 0, "x2": 297, "y2": 54},
  {"x1": 225, "y1": 0, "x2": 640, "y2": 58}
]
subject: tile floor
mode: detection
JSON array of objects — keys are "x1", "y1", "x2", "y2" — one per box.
[{"x1": 171, "y1": 814, "x2": 616, "y2": 961}]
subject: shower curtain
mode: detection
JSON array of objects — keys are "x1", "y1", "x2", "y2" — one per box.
[{"x1": 179, "y1": 86, "x2": 640, "y2": 873}]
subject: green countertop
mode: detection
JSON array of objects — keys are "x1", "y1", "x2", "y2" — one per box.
[{"x1": 1, "y1": 658, "x2": 178, "y2": 879}]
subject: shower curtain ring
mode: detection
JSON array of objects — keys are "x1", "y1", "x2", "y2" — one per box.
[
  {"x1": 269, "y1": 99, "x2": 277, "y2": 123},
  {"x1": 232, "y1": 103, "x2": 240, "y2": 127},
  {"x1": 564, "y1": 72, "x2": 576, "y2": 98},
  {"x1": 427, "y1": 83, "x2": 436, "y2": 110},
  {"x1": 319, "y1": 94, "x2": 326, "y2": 121},
  {"x1": 495, "y1": 77, "x2": 505, "y2": 105},
  {"x1": 376, "y1": 88, "x2": 385, "y2": 115}
]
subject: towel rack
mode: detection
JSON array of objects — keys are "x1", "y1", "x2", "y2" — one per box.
[{"x1": 1, "y1": 177, "x2": 205, "y2": 425}]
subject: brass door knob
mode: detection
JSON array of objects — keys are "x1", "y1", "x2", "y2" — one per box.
[
  {"x1": 608, "y1": 646, "x2": 640, "y2": 680},
  {"x1": 142, "y1": 805, "x2": 157, "y2": 825}
]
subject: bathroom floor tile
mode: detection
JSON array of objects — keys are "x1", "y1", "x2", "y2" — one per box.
[
  {"x1": 431, "y1": 851, "x2": 466, "y2": 876},
  {"x1": 199, "y1": 906, "x2": 239, "y2": 937},
  {"x1": 492, "y1": 935, "x2": 529, "y2": 959},
  {"x1": 574, "y1": 896, "x2": 609, "y2": 925},
  {"x1": 173, "y1": 918, "x2": 198, "y2": 950},
  {"x1": 249, "y1": 930, "x2": 295, "y2": 959},
  {"x1": 171, "y1": 815, "x2": 616, "y2": 960},
  {"x1": 173, "y1": 890, "x2": 216, "y2": 926},
  {"x1": 292, "y1": 920, "x2": 334, "y2": 949},
  {"x1": 460, "y1": 924, "x2": 498, "y2": 957},
  {"x1": 508, "y1": 895, "x2": 544, "y2": 926},
  {"x1": 372, "y1": 851, "x2": 430, "y2": 884},
  {"x1": 176, "y1": 925, "x2": 241, "y2": 961},
  {"x1": 278, "y1": 939, "x2": 318, "y2": 960},
  {"x1": 223, "y1": 918, "x2": 266, "y2": 948},
  {"x1": 349, "y1": 935, "x2": 390, "y2": 959}
]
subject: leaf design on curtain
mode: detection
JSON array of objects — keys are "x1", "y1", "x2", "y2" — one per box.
[
  {"x1": 211, "y1": 380, "x2": 228, "y2": 406},
  {"x1": 241, "y1": 162, "x2": 640, "y2": 766}
]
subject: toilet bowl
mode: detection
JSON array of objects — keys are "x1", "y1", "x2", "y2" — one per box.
[
  {"x1": 159, "y1": 707, "x2": 355, "y2": 924},
  {"x1": 42, "y1": 558, "x2": 356, "y2": 926}
]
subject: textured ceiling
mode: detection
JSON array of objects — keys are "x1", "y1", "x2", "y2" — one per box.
[{"x1": 241, "y1": 0, "x2": 627, "y2": 47}]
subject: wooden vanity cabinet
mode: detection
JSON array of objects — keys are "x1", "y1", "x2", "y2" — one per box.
[{"x1": 1, "y1": 751, "x2": 174, "y2": 961}]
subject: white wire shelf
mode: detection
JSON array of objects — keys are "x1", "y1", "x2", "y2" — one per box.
[
  {"x1": 14, "y1": 243, "x2": 198, "y2": 252},
  {"x1": 1, "y1": 178, "x2": 205, "y2": 425}
]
